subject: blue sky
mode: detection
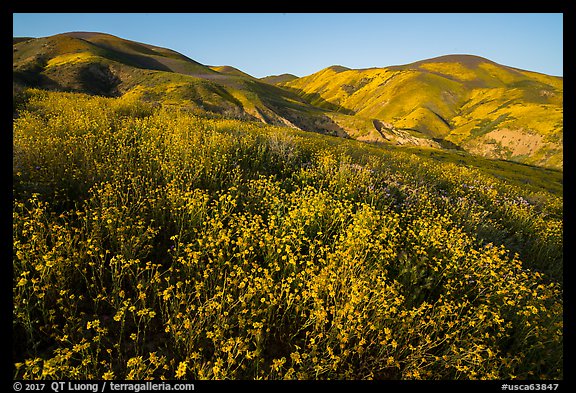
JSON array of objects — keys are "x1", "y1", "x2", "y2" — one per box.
[{"x1": 13, "y1": 13, "x2": 563, "y2": 78}]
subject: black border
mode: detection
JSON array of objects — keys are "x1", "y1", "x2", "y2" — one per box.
[{"x1": 7, "y1": 3, "x2": 572, "y2": 391}]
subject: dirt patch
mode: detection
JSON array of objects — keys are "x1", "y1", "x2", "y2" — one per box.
[
  {"x1": 482, "y1": 128, "x2": 543, "y2": 156},
  {"x1": 464, "y1": 127, "x2": 548, "y2": 164}
]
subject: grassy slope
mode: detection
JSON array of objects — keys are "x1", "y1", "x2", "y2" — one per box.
[
  {"x1": 13, "y1": 32, "x2": 217, "y2": 93},
  {"x1": 283, "y1": 55, "x2": 563, "y2": 169},
  {"x1": 61, "y1": 32, "x2": 215, "y2": 76},
  {"x1": 14, "y1": 34, "x2": 562, "y2": 170},
  {"x1": 13, "y1": 33, "x2": 334, "y2": 132},
  {"x1": 209, "y1": 65, "x2": 256, "y2": 79}
]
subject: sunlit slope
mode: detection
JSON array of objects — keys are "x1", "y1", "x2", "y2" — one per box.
[
  {"x1": 12, "y1": 90, "x2": 563, "y2": 379},
  {"x1": 283, "y1": 55, "x2": 563, "y2": 169},
  {"x1": 14, "y1": 34, "x2": 562, "y2": 169},
  {"x1": 12, "y1": 32, "x2": 330, "y2": 130}
]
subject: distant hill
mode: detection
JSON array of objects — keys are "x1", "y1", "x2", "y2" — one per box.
[
  {"x1": 12, "y1": 32, "x2": 331, "y2": 130},
  {"x1": 282, "y1": 54, "x2": 562, "y2": 169},
  {"x1": 13, "y1": 37, "x2": 34, "y2": 44},
  {"x1": 209, "y1": 65, "x2": 256, "y2": 79},
  {"x1": 260, "y1": 73, "x2": 299, "y2": 85},
  {"x1": 13, "y1": 33, "x2": 562, "y2": 170}
]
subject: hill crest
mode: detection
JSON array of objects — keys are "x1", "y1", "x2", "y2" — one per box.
[
  {"x1": 13, "y1": 32, "x2": 563, "y2": 170},
  {"x1": 283, "y1": 55, "x2": 562, "y2": 169}
]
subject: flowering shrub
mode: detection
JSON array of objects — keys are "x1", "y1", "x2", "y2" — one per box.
[{"x1": 13, "y1": 90, "x2": 562, "y2": 379}]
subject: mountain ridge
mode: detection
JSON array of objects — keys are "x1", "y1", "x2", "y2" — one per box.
[
  {"x1": 282, "y1": 54, "x2": 562, "y2": 169},
  {"x1": 13, "y1": 32, "x2": 330, "y2": 131},
  {"x1": 13, "y1": 32, "x2": 562, "y2": 170}
]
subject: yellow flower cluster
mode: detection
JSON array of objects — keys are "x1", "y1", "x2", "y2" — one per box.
[{"x1": 13, "y1": 90, "x2": 562, "y2": 380}]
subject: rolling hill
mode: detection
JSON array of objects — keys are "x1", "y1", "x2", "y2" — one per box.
[
  {"x1": 13, "y1": 32, "x2": 563, "y2": 169},
  {"x1": 260, "y1": 73, "x2": 299, "y2": 85},
  {"x1": 12, "y1": 88, "x2": 563, "y2": 379},
  {"x1": 12, "y1": 32, "x2": 332, "y2": 130},
  {"x1": 282, "y1": 55, "x2": 563, "y2": 169},
  {"x1": 12, "y1": 32, "x2": 564, "y2": 380},
  {"x1": 209, "y1": 65, "x2": 256, "y2": 79}
]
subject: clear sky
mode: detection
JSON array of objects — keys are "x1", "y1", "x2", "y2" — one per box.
[{"x1": 13, "y1": 13, "x2": 563, "y2": 78}]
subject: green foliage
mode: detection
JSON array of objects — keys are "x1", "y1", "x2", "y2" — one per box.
[
  {"x1": 13, "y1": 90, "x2": 562, "y2": 380},
  {"x1": 14, "y1": 34, "x2": 563, "y2": 170},
  {"x1": 285, "y1": 57, "x2": 563, "y2": 169},
  {"x1": 470, "y1": 114, "x2": 510, "y2": 137}
]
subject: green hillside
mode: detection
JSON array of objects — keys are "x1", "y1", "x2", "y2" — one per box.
[
  {"x1": 13, "y1": 33, "x2": 562, "y2": 170},
  {"x1": 283, "y1": 55, "x2": 563, "y2": 169},
  {"x1": 12, "y1": 32, "x2": 330, "y2": 130}
]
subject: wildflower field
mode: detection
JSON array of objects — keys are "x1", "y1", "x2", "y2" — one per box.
[{"x1": 13, "y1": 90, "x2": 562, "y2": 379}]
